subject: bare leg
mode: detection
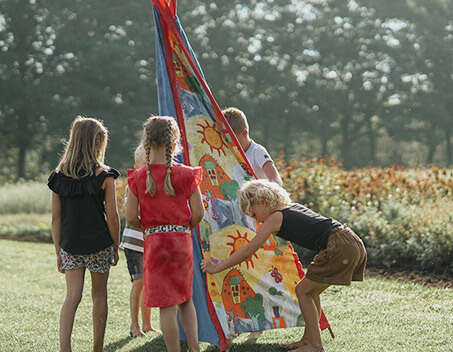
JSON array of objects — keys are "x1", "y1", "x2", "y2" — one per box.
[
  {"x1": 129, "y1": 279, "x2": 144, "y2": 337},
  {"x1": 178, "y1": 298, "x2": 200, "y2": 352},
  {"x1": 289, "y1": 278, "x2": 330, "y2": 352},
  {"x1": 140, "y1": 285, "x2": 158, "y2": 333},
  {"x1": 90, "y1": 270, "x2": 109, "y2": 352},
  {"x1": 282, "y1": 283, "x2": 328, "y2": 350},
  {"x1": 160, "y1": 305, "x2": 180, "y2": 352},
  {"x1": 60, "y1": 268, "x2": 85, "y2": 352}
]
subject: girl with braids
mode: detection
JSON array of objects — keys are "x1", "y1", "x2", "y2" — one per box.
[{"x1": 126, "y1": 115, "x2": 204, "y2": 352}]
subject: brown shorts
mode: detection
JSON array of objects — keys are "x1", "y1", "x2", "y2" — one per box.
[{"x1": 305, "y1": 225, "x2": 367, "y2": 285}]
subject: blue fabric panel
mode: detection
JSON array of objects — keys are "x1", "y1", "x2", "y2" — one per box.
[{"x1": 153, "y1": 5, "x2": 220, "y2": 347}]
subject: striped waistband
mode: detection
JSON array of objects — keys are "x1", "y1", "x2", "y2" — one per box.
[{"x1": 144, "y1": 225, "x2": 191, "y2": 238}]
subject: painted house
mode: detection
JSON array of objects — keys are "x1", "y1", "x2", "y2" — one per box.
[{"x1": 221, "y1": 269, "x2": 256, "y2": 319}]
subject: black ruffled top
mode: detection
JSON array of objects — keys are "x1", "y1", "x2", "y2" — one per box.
[{"x1": 48, "y1": 166, "x2": 120, "y2": 255}]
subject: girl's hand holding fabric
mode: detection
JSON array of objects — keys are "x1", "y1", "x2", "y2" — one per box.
[{"x1": 201, "y1": 259, "x2": 218, "y2": 274}]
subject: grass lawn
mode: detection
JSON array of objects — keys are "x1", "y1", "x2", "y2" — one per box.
[{"x1": 0, "y1": 240, "x2": 452, "y2": 352}]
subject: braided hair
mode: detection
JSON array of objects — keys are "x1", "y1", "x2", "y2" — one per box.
[{"x1": 141, "y1": 116, "x2": 182, "y2": 196}]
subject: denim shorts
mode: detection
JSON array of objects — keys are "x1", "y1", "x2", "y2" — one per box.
[
  {"x1": 124, "y1": 248, "x2": 144, "y2": 281},
  {"x1": 60, "y1": 245, "x2": 114, "y2": 274}
]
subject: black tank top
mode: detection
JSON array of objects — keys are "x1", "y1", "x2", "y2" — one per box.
[{"x1": 276, "y1": 203, "x2": 341, "y2": 251}]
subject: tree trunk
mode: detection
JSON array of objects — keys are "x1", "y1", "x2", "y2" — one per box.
[
  {"x1": 445, "y1": 128, "x2": 452, "y2": 166},
  {"x1": 283, "y1": 118, "x2": 291, "y2": 162},
  {"x1": 321, "y1": 134, "x2": 328, "y2": 156},
  {"x1": 17, "y1": 108, "x2": 29, "y2": 179},
  {"x1": 425, "y1": 124, "x2": 437, "y2": 165},
  {"x1": 367, "y1": 114, "x2": 376, "y2": 164},
  {"x1": 341, "y1": 114, "x2": 352, "y2": 168}
]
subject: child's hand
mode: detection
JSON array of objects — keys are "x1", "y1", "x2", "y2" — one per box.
[
  {"x1": 57, "y1": 256, "x2": 64, "y2": 274},
  {"x1": 201, "y1": 259, "x2": 219, "y2": 274},
  {"x1": 112, "y1": 249, "x2": 119, "y2": 266}
]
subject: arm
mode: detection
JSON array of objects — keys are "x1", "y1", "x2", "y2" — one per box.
[
  {"x1": 262, "y1": 161, "x2": 282, "y2": 186},
  {"x1": 51, "y1": 192, "x2": 63, "y2": 273},
  {"x1": 201, "y1": 211, "x2": 283, "y2": 274},
  {"x1": 104, "y1": 176, "x2": 120, "y2": 265},
  {"x1": 125, "y1": 190, "x2": 141, "y2": 229},
  {"x1": 189, "y1": 186, "x2": 204, "y2": 229}
]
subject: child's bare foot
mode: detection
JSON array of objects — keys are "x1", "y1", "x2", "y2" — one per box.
[
  {"x1": 143, "y1": 327, "x2": 161, "y2": 334},
  {"x1": 289, "y1": 343, "x2": 324, "y2": 352},
  {"x1": 279, "y1": 336, "x2": 309, "y2": 348},
  {"x1": 247, "y1": 331, "x2": 262, "y2": 339},
  {"x1": 129, "y1": 328, "x2": 144, "y2": 338}
]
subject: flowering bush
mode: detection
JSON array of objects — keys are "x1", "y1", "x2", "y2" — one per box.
[{"x1": 276, "y1": 155, "x2": 453, "y2": 271}]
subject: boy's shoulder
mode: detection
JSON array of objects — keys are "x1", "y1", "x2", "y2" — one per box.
[{"x1": 247, "y1": 140, "x2": 271, "y2": 159}]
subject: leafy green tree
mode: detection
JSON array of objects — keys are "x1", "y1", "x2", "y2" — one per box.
[
  {"x1": 241, "y1": 293, "x2": 265, "y2": 331},
  {"x1": 0, "y1": 0, "x2": 69, "y2": 178}
]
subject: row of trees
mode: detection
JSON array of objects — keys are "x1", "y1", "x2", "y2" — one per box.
[{"x1": 0, "y1": 0, "x2": 452, "y2": 179}]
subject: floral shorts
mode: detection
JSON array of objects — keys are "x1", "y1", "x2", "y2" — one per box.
[{"x1": 60, "y1": 245, "x2": 114, "y2": 273}]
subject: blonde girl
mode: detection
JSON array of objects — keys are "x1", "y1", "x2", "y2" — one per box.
[
  {"x1": 202, "y1": 179, "x2": 366, "y2": 352},
  {"x1": 126, "y1": 115, "x2": 204, "y2": 352},
  {"x1": 48, "y1": 116, "x2": 120, "y2": 352},
  {"x1": 120, "y1": 145, "x2": 158, "y2": 337}
]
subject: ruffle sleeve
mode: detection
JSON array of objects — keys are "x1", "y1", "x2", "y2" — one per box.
[
  {"x1": 127, "y1": 169, "x2": 138, "y2": 197},
  {"x1": 185, "y1": 166, "x2": 202, "y2": 197},
  {"x1": 47, "y1": 168, "x2": 120, "y2": 197}
]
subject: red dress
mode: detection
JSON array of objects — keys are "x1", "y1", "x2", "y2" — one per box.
[{"x1": 127, "y1": 163, "x2": 202, "y2": 307}]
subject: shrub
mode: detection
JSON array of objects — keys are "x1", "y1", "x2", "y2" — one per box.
[
  {"x1": 0, "y1": 223, "x2": 52, "y2": 242},
  {"x1": 277, "y1": 155, "x2": 453, "y2": 271}
]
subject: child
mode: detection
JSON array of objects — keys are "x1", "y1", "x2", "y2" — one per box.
[
  {"x1": 48, "y1": 116, "x2": 120, "y2": 352},
  {"x1": 201, "y1": 180, "x2": 367, "y2": 352},
  {"x1": 222, "y1": 107, "x2": 282, "y2": 185},
  {"x1": 125, "y1": 115, "x2": 204, "y2": 352},
  {"x1": 223, "y1": 106, "x2": 282, "y2": 339},
  {"x1": 120, "y1": 145, "x2": 158, "y2": 337}
]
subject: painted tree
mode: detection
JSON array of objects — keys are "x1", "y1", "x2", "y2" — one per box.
[{"x1": 241, "y1": 293, "x2": 265, "y2": 331}]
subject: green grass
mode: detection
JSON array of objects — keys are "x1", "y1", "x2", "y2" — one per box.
[{"x1": 0, "y1": 240, "x2": 452, "y2": 352}]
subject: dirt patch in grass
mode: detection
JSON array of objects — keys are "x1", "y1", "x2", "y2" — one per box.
[
  {"x1": 366, "y1": 267, "x2": 453, "y2": 289},
  {"x1": 0, "y1": 235, "x2": 52, "y2": 243}
]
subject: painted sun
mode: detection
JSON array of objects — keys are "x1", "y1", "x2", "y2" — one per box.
[
  {"x1": 226, "y1": 230, "x2": 258, "y2": 270},
  {"x1": 197, "y1": 120, "x2": 229, "y2": 156}
]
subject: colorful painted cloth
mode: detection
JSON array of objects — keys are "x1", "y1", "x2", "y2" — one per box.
[{"x1": 151, "y1": 1, "x2": 330, "y2": 349}]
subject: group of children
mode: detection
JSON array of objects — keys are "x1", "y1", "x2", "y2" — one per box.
[{"x1": 49, "y1": 108, "x2": 366, "y2": 352}]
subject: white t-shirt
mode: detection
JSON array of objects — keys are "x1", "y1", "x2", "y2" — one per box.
[{"x1": 245, "y1": 140, "x2": 274, "y2": 180}]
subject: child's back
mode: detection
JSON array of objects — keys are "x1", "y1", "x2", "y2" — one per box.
[
  {"x1": 128, "y1": 163, "x2": 201, "y2": 229},
  {"x1": 125, "y1": 115, "x2": 203, "y2": 352},
  {"x1": 48, "y1": 115, "x2": 120, "y2": 352}
]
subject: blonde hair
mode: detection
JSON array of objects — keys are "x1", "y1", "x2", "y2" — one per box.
[
  {"x1": 222, "y1": 107, "x2": 249, "y2": 134},
  {"x1": 134, "y1": 144, "x2": 146, "y2": 168},
  {"x1": 141, "y1": 115, "x2": 182, "y2": 196},
  {"x1": 238, "y1": 179, "x2": 291, "y2": 217},
  {"x1": 56, "y1": 115, "x2": 108, "y2": 179}
]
